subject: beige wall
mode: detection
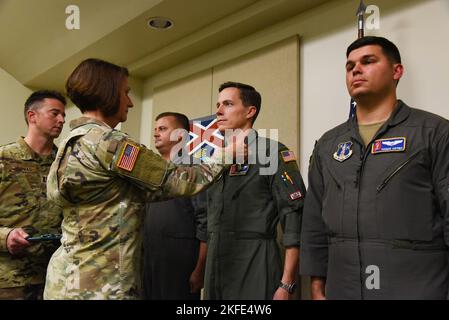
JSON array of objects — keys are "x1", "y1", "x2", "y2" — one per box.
[
  {"x1": 145, "y1": 37, "x2": 300, "y2": 156},
  {"x1": 140, "y1": 0, "x2": 449, "y2": 178},
  {"x1": 212, "y1": 37, "x2": 300, "y2": 155},
  {"x1": 0, "y1": 67, "x2": 31, "y2": 145}
]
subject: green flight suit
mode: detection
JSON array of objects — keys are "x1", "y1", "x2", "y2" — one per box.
[
  {"x1": 300, "y1": 101, "x2": 449, "y2": 299},
  {"x1": 205, "y1": 135, "x2": 305, "y2": 299}
]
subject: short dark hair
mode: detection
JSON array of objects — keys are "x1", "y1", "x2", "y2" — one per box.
[
  {"x1": 346, "y1": 36, "x2": 401, "y2": 64},
  {"x1": 219, "y1": 81, "x2": 262, "y2": 123},
  {"x1": 155, "y1": 112, "x2": 190, "y2": 132},
  {"x1": 24, "y1": 90, "x2": 66, "y2": 125},
  {"x1": 66, "y1": 58, "x2": 129, "y2": 116}
]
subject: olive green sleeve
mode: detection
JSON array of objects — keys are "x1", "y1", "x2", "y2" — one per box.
[{"x1": 272, "y1": 147, "x2": 306, "y2": 248}]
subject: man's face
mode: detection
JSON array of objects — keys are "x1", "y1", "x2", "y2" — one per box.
[
  {"x1": 154, "y1": 116, "x2": 183, "y2": 155},
  {"x1": 345, "y1": 44, "x2": 403, "y2": 100},
  {"x1": 29, "y1": 98, "x2": 66, "y2": 138},
  {"x1": 216, "y1": 87, "x2": 256, "y2": 132},
  {"x1": 117, "y1": 77, "x2": 134, "y2": 123}
]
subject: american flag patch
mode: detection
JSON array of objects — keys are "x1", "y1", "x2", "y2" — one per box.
[
  {"x1": 281, "y1": 150, "x2": 296, "y2": 163},
  {"x1": 117, "y1": 142, "x2": 140, "y2": 171}
]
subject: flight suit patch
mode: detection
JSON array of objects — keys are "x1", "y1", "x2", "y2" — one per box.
[
  {"x1": 229, "y1": 164, "x2": 250, "y2": 176},
  {"x1": 333, "y1": 141, "x2": 353, "y2": 162},
  {"x1": 117, "y1": 142, "x2": 140, "y2": 172},
  {"x1": 281, "y1": 150, "x2": 296, "y2": 163},
  {"x1": 372, "y1": 137, "x2": 406, "y2": 154},
  {"x1": 289, "y1": 190, "x2": 303, "y2": 200}
]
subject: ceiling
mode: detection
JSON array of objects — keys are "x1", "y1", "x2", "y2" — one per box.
[{"x1": 0, "y1": 0, "x2": 330, "y2": 91}]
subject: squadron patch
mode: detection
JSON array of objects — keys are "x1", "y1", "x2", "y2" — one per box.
[
  {"x1": 117, "y1": 142, "x2": 140, "y2": 171},
  {"x1": 333, "y1": 141, "x2": 353, "y2": 162},
  {"x1": 372, "y1": 137, "x2": 406, "y2": 154},
  {"x1": 281, "y1": 150, "x2": 296, "y2": 163}
]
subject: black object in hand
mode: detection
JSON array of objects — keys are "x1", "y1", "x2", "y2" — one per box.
[{"x1": 26, "y1": 234, "x2": 62, "y2": 242}]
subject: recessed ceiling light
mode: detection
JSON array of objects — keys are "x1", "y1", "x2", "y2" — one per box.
[{"x1": 147, "y1": 17, "x2": 174, "y2": 30}]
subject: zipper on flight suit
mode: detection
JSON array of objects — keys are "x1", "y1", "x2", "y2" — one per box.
[
  {"x1": 351, "y1": 136, "x2": 369, "y2": 299},
  {"x1": 376, "y1": 150, "x2": 421, "y2": 193}
]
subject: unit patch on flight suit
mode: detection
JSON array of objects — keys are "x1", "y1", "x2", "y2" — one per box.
[{"x1": 333, "y1": 141, "x2": 353, "y2": 162}]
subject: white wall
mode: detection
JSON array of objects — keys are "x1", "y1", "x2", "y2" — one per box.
[{"x1": 0, "y1": 67, "x2": 31, "y2": 145}]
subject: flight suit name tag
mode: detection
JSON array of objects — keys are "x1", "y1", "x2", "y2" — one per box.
[
  {"x1": 229, "y1": 164, "x2": 250, "y2": 176},
  {"x1": 371, "y1": 137, "x2": 406, "y2": 154},
  {"x1": 289, "y1": 190, "x2": 303, "y2": 201},
  {"x1": 333, "y1": 141, "x2": 353, "y2": 162}
]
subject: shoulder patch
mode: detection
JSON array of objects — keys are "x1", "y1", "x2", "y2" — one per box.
[
  {"x1": 280, "y1": 150, "x2": 296, "y2": 163},
  {"x1": 117, "y1": 142, "x2": 140, "y2": 172}
]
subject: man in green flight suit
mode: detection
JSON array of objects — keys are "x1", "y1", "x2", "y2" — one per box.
[
  {"x1": 204, "y1": 82, "x2": 306, "y2": 300},
  {"x1": 0, "y1": 90, "x2": 66, "y2": 299}
]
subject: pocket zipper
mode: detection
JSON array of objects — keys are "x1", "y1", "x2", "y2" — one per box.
[{"x1": 376, "y1": 151, "x2": 421, "y2": 192}]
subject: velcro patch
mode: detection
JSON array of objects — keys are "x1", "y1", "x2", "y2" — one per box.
[
  {"x1": 372, "y1": 137, "x2": 406, "y2": 154},
  {"x1": 281, "y1": 150, "x2": 296, "y2": 163},
  {"x1": 117, "y1": 142, "x2": 140, "y2": 171},
  {"x1": 289, "y1": 190, "x2": 303, "y2": 201}
]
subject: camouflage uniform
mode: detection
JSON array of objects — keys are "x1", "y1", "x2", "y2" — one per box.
[
  {"x1": 44, "y1": 117, "x2": 226, "y2": 300},
  {"x1": 0, "y1": 137, "x2": 62, "y2": 299}
]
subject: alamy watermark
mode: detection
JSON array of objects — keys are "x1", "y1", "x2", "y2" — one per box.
[
  {"x1": 66, "y1": 5, "x2": 80, "y2": 30},
  {"x1": 365, "y1": 5, "x2": 380, "y2": 30},
  {"x1": 365, "y1": 265, "x2": 380, "y2": 290},
  {"x1": 167, "y1": 128, "x2": 281, "y2": 176}
]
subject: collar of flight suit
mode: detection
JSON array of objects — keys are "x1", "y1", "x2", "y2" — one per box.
[
  {"x1": 69, "y1": 116, "x2": 112, "y2": 131},
  {"x1": 16, "y1": 136, "x2": 57, "y2": 162},
  {"x1": 347, "y1": 99, "x2": 411, "y2": 143}
]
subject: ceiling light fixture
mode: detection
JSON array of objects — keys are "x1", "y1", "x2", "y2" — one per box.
[{"x1": 147, "y1": 17, "x2": 174, "y2": 30}]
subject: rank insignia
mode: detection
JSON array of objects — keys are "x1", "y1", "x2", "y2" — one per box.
[
  {"x1": 229, "y1": 164, "x2": 250, "y2": 176},
  {"x1": 117, "y1": 142, "x2": 140, "y2": 171},
  {"x1": 372, "y1": 137, "x2": 406, "y2": 154},
  {"x1": 333, "y1": 141, "x2": 353, "y2": 162},
  {"x1": 289, "y1": 190, "x2": 303, "y2": 200},
  {"x1": 281, "y1": 150, "x2": 296, "y2": 163}
]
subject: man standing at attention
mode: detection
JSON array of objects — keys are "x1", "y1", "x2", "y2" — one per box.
[
  {"x1": 205, "y1": 82, "x2": 306, "y2": 300},
  {"x1": 300, "y1": 36, "x2": 449, "y2": 299},
  {"x1": 0, "y1": 90, "x2": 66, "y2": 299},
  {"x1": 144, "y1": 112, "x2": 207, "y2": 300}
]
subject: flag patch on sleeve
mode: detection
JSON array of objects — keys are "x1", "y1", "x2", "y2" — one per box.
[
  {"x1": 117, "y1": 142, "x2": 140, "y2": 171},
  {"x1": 281, "y1": 150, "x2": 296, "y2": 163}
]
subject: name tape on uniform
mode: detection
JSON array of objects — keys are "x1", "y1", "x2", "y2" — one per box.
[
  {"x1": 117, "y1": 142, "x2": 140, "y2": 171},
  {"x1": 289, "y1": 190, "x2": 303, "y2": 201},
  {"x1": 371, "y1": 137, "x2": 406, "y2": 154}
]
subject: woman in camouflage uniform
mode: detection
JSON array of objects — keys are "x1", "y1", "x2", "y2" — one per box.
[{"x1": 43, "y1": 59, "x2": 235, "y2": 300}]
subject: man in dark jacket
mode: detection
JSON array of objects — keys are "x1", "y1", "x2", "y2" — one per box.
[
  {"x1": 300, "y1": 36, "x2": 449, "y2": 299},
  {"x1": 205, "y1": 82, "x2": 306, "y2": 300},
  {"x1": 143, "y1": 112, "x2": 207, "y2": 300}
]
